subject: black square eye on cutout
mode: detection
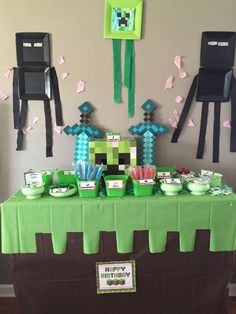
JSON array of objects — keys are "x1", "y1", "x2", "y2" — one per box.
[
  {"x1": 18, "y1": 67, "x2": 51, "y2": 100},
  {"x1": 118, "y1": 153, "x2": 130, "y2": 165},
  {"x1": 16, "y1": 32, "x2": 51, "y2": 67},
  {"x1": 117, "y1": 12, "x2": 122, "y2": 17},
  {"x1": 196, "y1": 68, "x2": 233, "y2": 102},
  {"x1": 126, "y1": 13, "x2": 130, "y2": 18},
  {"x1": 95, "y1": 153, "x2": 107, "y2": 165},
  {"x1": 200, "y1": 31, "x2": 236, "y2": 68}
]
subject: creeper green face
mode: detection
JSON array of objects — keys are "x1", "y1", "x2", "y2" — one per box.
[
  {"x1": 89, "y1": 139, "x2": 137, "y2": 174},
  {"x1": 104, "y1": 0, "x2": 143, "y2": 40},
  {"x1": 112, "y1": 8, "x2": 135, "y2": 32}
]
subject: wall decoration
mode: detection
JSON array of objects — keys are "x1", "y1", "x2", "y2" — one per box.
[
  {"x1": 164, "y1": 76, "x2": 174, "y2": 89},
  {"x1": 61, "y1": 72, "x2": 69, "y2": 80},
  {"x1": 63, "y1": 102, "x2": 103, "y2": 162},
  {"x1": 89, "y1": 138, "x2": 137, "y2": 175},
  {"x1": 169, "y1": 119, "x2": 178, "y2": 129},
  {"x1": 129, "y1": 99, "x2": 168, "y2": 166},
  {"x1": 104, "y1": 0, "x2": 143, "y2": 117},
  {"x1": 54, "y1": 123, "x2": 62, "y2": 135},
  {"x1": 174, "y1": 55, "x2": 182, "y2": 70},
  {"x1": 0, "y1": 91, "x2": 8, "y2": 101},
  {"x1": 175, "y1": 95, "x2": 183, "y2": 104},
  {"x1": 57, "y1": 56, "x2": 65, "y2": 65},
  {"x1": 13, "y1": 32, "x2": 63, "y2": 157},
  {"x1": 223, "y1": 120, "x2": 231, "y2": 128},
  {"x1": 4, "y1": 67, "x2": 12, "y2": 78},
  {"x1": 32, "y1": 116, "x2": 40, "y2": 124},
  {"x1": 76, "y1": 80, "x2": 86, "y2": 94},
  {"x1": 171, "y1": 31, "x2": 236, "y2": 163},
  {"x1": 178, "y1": 70, "x2": 187, "y2": 79}
]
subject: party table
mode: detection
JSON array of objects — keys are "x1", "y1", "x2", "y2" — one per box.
[{"x1": 1, "y1": 192, "x2": 236, "y2": 314}]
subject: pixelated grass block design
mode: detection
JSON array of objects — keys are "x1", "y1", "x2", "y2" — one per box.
[
  {"x1": 112, "y1": 8, "x2": 135, "y2": 32},
  {"x1": 89, "y1": 139, "x2": 137, "y2": 171}
]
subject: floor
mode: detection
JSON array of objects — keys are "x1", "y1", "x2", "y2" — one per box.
[{"x1": 0, "y1": 298, "x2": 236, "y2": 314}]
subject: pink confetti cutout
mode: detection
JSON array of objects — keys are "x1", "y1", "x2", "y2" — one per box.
[
  {"x1": 32, "y1": 116, "x2": 40, "y2": 124},
  {"x1": 173, "y1": 110, "x2": 179, "y2": 120},
  {"x1": 0, "y1": 91, "x2": 8, "y2": 101},
  {"x1": 22, "y1": 127, "x2": 32, "y2": 135},
  {"x1": 223, "y1": 120, "x2": 231, "y2": 128},
  {"x1": 174, "y1": 55, "x2": 182, "y2": 70},
  {"x1": 188, "y1": 119, "x2": 195, "y2": 127},
  {"x1": 179, "y1": 70, "x2": 187, "y2": 79},
  {"x1": 57, "y1": 56, "x2": 65, "y2": 65},
  {"x1": 3, "y1": 67, "x2": 12, "y2": 78},
  {"x1": 169, "y1": 119, "x2": 178, "y2": 128},
  {"x1": 175, "y1": 95, "x2": 183, "y2": 104},
  {"x1": 165, "y1": 76, "x2": 174, "y2": 89},
  {"x1": 77, "y1": 80, "x2": 86, "y2": 94},
  {"x1": 54, "y1": 123, "x2": 62, "y2": 135},
  {"x1": 61, "y1": 72, "x2": 69, "y2": 80}
]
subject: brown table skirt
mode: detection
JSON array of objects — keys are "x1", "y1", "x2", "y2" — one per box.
[{"x1": 11, "y1": 230, "x2": 235, "y2": 314}]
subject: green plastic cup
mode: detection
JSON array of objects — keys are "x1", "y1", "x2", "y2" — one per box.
[
  {"x1": 132, "y1": 179, "x2": 154, "y2": 197},
  {"x1": 77, "y1": 180, "x2": 99, "y2": 198},
  {"x1": 210, "y1": 173, "x2": 223, "y2": 187},
  {"x1": 104, "y1": 175, "x2": 128, "y2": 197},
  {"x1": 57, "y1": 170, "x2": 76, "y2": 185},
  {"x1": 41, "y1": 171, "x2": 54, "y2": 186}
]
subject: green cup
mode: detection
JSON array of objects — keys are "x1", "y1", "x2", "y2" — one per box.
[
  {"x1": 132, "y1": 179, "x2": 154, "y2": 197},
  {"x1": 210, "y1": 173, "x2": 223, "y2": 187},
  {"x1": 77, "y1": 180, "x2": 99, "y2": 198},
  {"x1": 104, "y1": 175, "x2": 128, "y2": 197},
  {"x1": 57, "y1": 170, "x2": 76, "y2": 185}
]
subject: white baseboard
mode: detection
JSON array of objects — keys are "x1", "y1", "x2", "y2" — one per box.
[{"x1": 0, "y1": 285, "x2": 15, "y2": 297}]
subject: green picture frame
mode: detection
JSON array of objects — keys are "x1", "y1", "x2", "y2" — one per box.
[{"x1": 104, "y1": 0, "x2": 143, "y2": 40}]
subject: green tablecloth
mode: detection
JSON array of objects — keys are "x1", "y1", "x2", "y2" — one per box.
[{"x1": 1, "y1": 192, "x2": 236, "y2": 254}]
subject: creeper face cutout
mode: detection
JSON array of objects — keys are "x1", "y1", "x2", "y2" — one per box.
[
  {"x1": 89, "y1": 139, "x2": 137, "y2": 175},
  {"x1": 112, "y1": 8, "x2": 135, "y2": 32},
  {"x1": 104, "y1": 0, "x2": 143, "y2": 40}
]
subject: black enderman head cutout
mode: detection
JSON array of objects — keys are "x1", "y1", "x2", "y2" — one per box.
[
  {"x1": 171, "y1": 31, "x2": 236, "y2": 163},
  {"x1": 13, "y1": 33, "x2": 63, "y2": 157}
]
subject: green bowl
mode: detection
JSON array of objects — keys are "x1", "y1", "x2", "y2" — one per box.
[
  {"x1": 187, "y1": 181, "x2": 210, "y2": 195},
  {"x1": 21, "y1": 184, "x2": 45, "y2": 200},
  {"x1": 49, "y1": 184, "x2": 77, "y2": 198},
  {"x1": 57, "y1": 170, "x2": 76, "y2": 185},
  {"x1": 160, "y1": 179, "x2": 182, "y2": 196},
  {"x1": 77, "y1": 180, "x2": 99, "y2": 198},
  {"x1": 104, "y1": 175, "x2": 128, "y2": 197},
  {"x1": 132, "y1": 179, "x2": 154, "y2": 197}
]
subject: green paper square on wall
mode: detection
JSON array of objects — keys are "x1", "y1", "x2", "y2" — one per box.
[{"x1": 104, "y1": 0, "x2": 143, "y2": 40}]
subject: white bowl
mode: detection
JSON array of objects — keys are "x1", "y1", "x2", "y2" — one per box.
[
  {"x1": 160, "y1": 180, "x2": 182, "y2": 196},
  {"x1": 187, "y1": 181, "x2": 210, "y2": 196},
  {"x1": 21, "y1": 185, "x2": 45, "y2": 200}
]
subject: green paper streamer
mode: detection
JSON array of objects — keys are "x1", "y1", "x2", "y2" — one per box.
[
  {"x1": 112, "y1": 39, "x2": 121, "y2": 103},
  {"x1": 124, "y1": 40, "x2": 135, "y2": 117}
]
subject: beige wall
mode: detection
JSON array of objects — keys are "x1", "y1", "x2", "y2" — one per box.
[{"x1": 0, "y1": 0, "x2": 236, "y2": 283}]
